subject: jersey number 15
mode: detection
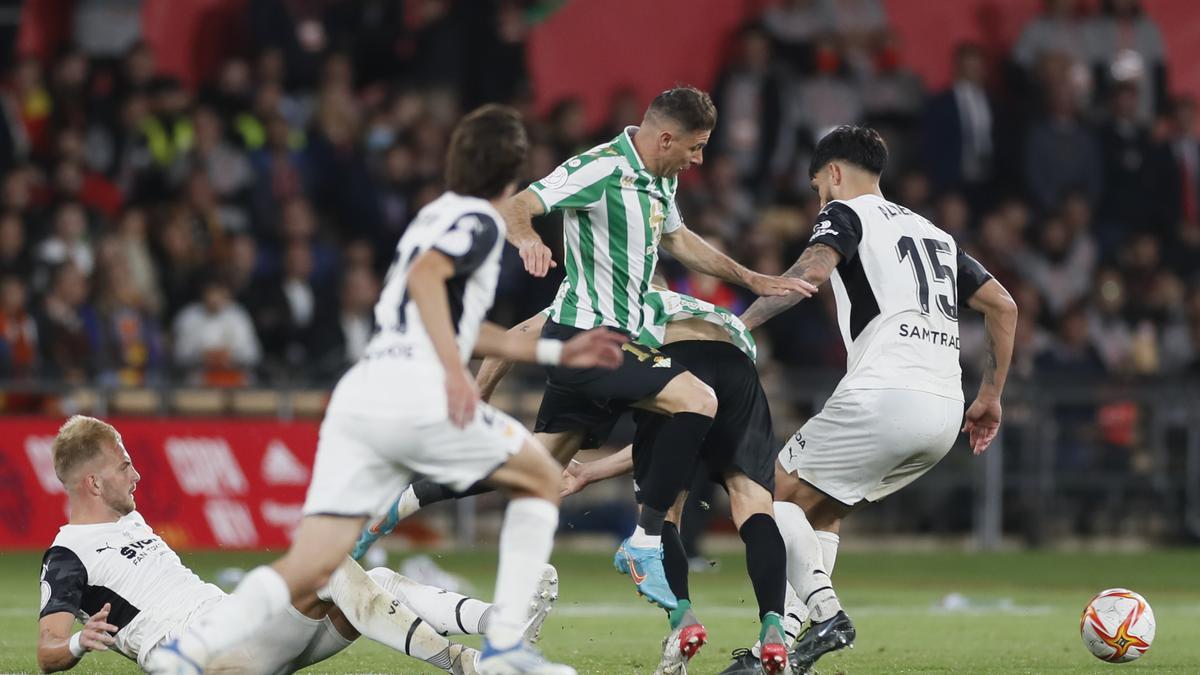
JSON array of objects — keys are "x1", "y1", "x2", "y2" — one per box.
[{"x1": 896, "y1": 235, "x2": 957, "y2": 321}]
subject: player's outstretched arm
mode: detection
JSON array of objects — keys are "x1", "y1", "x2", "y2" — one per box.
[
  {"x1": 38, "y1": 608, "x2": 117, "y2": 672},
  {"x1": 475, "y1": 321, "x2": 626, "y2": 369},
  {"x1": 963, "y1": 279, "x2": 1018, "y2": 455},
  {"x1": 476, "y1": 312, "x2": 548, "y2": 402},
  {"x1": 501, "y1": 190, "x2": 556, "y2": 277},
  {"x1": 739, "y1": 243, "x2": 842, "y2": 330},
  {"x1": 561, "y1": 445, "x2": 634, "y2": 497},
  {"x1": 661, "y1": 224, "x2": 818, "y2": 299}
]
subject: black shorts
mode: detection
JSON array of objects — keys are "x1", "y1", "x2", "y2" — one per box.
[
  {"x1": 632, "y1": 340, "x2": 775, "y2": 497},
  {"x1": 534, "y1": 321, "x2": 688, "y2": 448}
]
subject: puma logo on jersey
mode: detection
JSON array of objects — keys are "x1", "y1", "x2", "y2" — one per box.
[
  {"x1": 96, "y1": 543, "x2": 116, "y2": 554},
  {"x1": 810, "y1": 220, "x2": 838, "y2": 240}
]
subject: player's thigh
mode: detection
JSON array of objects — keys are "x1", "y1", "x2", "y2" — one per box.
[
  {"x1": 865, "y1": 391, "x2": 963, "y2": 502},
  {"x1": 303, "y1": 411, "x2": 416, "y2": 520},
  {"x1": 775, "y1": 389, "x2": 897, "y2": 507},
  {"x1": 485, "y1": 435, "x2": 562, "y2": 501},
  {"x1": 406, "y1": 402, "x2": 535, "y2": 494},
  {"x1": 537, "y1": 429, "x2": 585, "y2": 466},
  {"x1": 275, "y1": 516, "x2": 368, "y2": 593}
]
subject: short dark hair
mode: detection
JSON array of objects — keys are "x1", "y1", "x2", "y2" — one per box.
[
  {"x1": 445, "y1": 104, "x2": 529, "y2": 200},
  {"x1": 808, "y1": 125, "x2": 888, "y2": 178},
  {"x1": 646, "y1": 86, "x2": 717, "y2": 133}
]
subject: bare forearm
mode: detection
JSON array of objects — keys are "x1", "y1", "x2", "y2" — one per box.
[
  {"x1": 476, "y1": 313, "x2": 548, "y2": 401},
  {"x1": 37, "y1": 638, "x2": 80, "y2": 673},
  {"x1": 581, "y1": 445, "x2": 634, "y2": 483},
  {"x1": 740, "y1": 244, "x2": 839, "y2": 330},
  {"x1": 665, "y1": 229, "x2": 753, "y2": 288},
  {"x1": 500, "y1": 191, "x2": 543, "y2": 247},
  {"x1": 979, "y1": 306, "x2": 1016, "y2": 400}
]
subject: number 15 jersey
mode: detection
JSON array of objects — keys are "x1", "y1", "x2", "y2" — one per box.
[{"x1": 809, "y1": 193, "x2": 993, "y2": 401}]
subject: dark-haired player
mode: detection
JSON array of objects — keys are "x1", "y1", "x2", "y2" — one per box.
[{"x1": 722, "y1": 125, "x2": 1018, "y2": 673}]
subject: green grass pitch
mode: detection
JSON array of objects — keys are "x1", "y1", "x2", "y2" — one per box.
[{"x1": 4, "y1": 548, "x2": 1199, "y2": 673}]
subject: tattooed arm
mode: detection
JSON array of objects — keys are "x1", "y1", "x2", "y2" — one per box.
[
  {"x1": 962, "y1": 279, "x2": 1018, "y2": 454},
  {"x1": 476, "y1": 312, "x2": 548, "y2": 402},
  {"x1": 739, "y1": 243, "x2": 841, "y2": 330}
]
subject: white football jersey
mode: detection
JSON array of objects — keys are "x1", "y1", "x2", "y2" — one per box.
[
  {"x1": 39, "y1": 511, "x2": 224, "y2": 667},
  {"x1": 809, "y1": 194, "x2": 993, "y2": 401},
  {"x1": 368, "y1": 191, "x2": 506, "y2": 365}
]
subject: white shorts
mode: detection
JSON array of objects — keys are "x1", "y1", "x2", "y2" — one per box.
[
  {"x1": 303, "y1": 400, "x2": 530, "y2": 519},
  {"x1": 778, "y1": 388, "x2": 963, "y2": 505},
  {"x1": 153, "y1": 601, "x2": 351, "y2": 675}
]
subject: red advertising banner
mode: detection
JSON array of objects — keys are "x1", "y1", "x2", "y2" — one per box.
[{"x1": 0, "y1": 418, "x2": 319, "y2": 551}]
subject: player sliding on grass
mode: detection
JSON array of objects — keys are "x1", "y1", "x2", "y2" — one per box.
[
  {"x1": 713, "y1": 125, "x2": 1018, "y2": 674},
  {"x1": 146, "y1": 105, "x2": 628, "y2": 675},
  {"x1": 35, "y1": 415, "x2": 558, "y2": 674},
  {"x1": 356, "y1": 288, "x2": 793, "y2": 675}
]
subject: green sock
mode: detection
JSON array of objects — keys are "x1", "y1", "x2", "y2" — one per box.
[
  {"x1": 759, "y1": 611, "x2": 785, "y2": 643},
  {"x1": 668, "y1": 599, "x2": 692, "y2": 630}
]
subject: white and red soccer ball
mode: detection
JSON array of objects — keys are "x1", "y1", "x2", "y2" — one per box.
[{"x1": 1080, "y1": 588, "x2": 1155, "y2": 663}]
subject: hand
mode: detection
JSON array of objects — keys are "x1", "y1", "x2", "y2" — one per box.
[
  {"x1": 748, "y1": 273, "x2": 819, "y2": 298},
  {"x1": 445, "y1": 366, "x2": 479, "y2": 428},
  {"x1": 560, "y1": 329, "x2": 627, "y2": 369},
  {"x1": 80, "y1": 603, "x2": 118, "y2": 652},
  {"x1": 560, "y1": 460, "x2": 591, "y2": 497},
  {"x1": 519, "y1": 239, "x2": 556, "y2": 278},
  {"x1": 962, "y1": 397, "x2": 1002, "y2": 455}
]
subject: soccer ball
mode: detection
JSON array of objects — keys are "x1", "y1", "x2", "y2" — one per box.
[{"x1": 1080, "y1": 588, "x2": 1155, "y2": 663}]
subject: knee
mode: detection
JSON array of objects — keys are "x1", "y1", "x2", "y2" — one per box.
[{"x1": 664, "y1": 375, "x2": 718, "y2": 417}]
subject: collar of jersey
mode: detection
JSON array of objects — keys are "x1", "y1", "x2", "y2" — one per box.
[{"x1": 617, "y1": 126, "x2": 651, "y2": 175}]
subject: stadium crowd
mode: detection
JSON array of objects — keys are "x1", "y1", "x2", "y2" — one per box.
[{"x1": 0, "y1": 0, "x2": 1197, "y2": 404}]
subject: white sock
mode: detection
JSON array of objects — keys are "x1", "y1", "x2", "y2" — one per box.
[
  {"x1": 184, "y1": 565, "x2": 291, "y2": 658},
  {"x1": 628, "y1": 525, "x2": 660, "y2": 548},
  {"x1": 368, "y1": 567, "x2": 493, "y2": 635},
  {"x1": 487, "y1": 498, "x2": 557, "y2": 649},
  {"x1": 328, "y1": 557, "x2": 455, "y2": 669},
  {"x1": 394, "y1": 485, "x2": 423, "y2": 521},
  {"x1": 816, "y1": 530, "x2": 840, "y2": 574},
  {"x1": 774, "y1": 502, "x2": 841, "y2": 623}
]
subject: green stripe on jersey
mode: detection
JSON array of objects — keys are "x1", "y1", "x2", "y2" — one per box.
[{"x1": 636, "y1": 289, "x2": 758, "y2": 362}]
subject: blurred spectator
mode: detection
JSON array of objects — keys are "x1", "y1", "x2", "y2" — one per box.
[
  {"x1": 1024, "y1": 65, "x2": 1103, "y2": 211},
  {"x1": 1016, "y1": 209, "x2": 1097, "y2": 318},
  {"x1": 1087, "y1": 268, "x2": 1135, "y2": 373},
  {"x1": 96, "y1": 259, "x2": 163, "y2": 386},
  {"x1": 154, "y1": 207, "x2": 204, "y2": 321},
  {"x1": 113, "y1": 207, "x2": 162, "y2": 316},
  {"x1": 1151, "y1": 96, "x2": 1199, "y2": 234},
  {"x1": 924, "y1": 43, "x2": 995, "y2": 199},
  {"x1": 1096, "y1": 81, "x2": 1153, "y2": 254},
  {"x1": 180, "y1": 106, "x2": 255, "y2": 205},
  {"x1": 250, "y1": 112, "x2": 309, "y2": 233},
  {"x1": 1086, "y1": 0, "x2": 1167, "y2": 123},
  {"x1": 761, "y1": 0, "x2": 833, "y2": 67},
  {"x1": 792, "y1": 38, "x2": 863, "y2": 144},
  {"x1": 250, "y1": 240, "x2": 333, "y2": 375},
  {"x1": 0, "y1": 275, "x2": 39, "y2": 379},
  {"x1": 546, "y1": 97, "x2": 590, "y2": 159},
  {"x1": 1013, "y1": 0, "x2": 1089, "y2": 72},
  {"x1": 172, "y1": 276, "x2": 261, "y2": 386},
  {"x1": 312, "y1": 264, "x2": 379, "y2": 377},
  {"x1": 595, "y1": 88, "x2": 643, "y2": 144},
  {"x1": 36, "y1": 263, "x2": 100, "y2": 383},
  {"x1": 0, "y1": 211, "x2": 31, "y2": 280},
  {"x1": 73, "y1": 0, "x2": 143, "y2": 59},
  {"x1": 1036, "y1": 303, "x2": 1107, "y2": 376},
  {"x1": 36, "y1": 202, "x2": 94, "y2": 283},
  {"x1": 711, "y1": 24, "x2": 787, "y2": 190},
  {"x1": 859, "y1": 32, "x2": 924, "y2": 175}
]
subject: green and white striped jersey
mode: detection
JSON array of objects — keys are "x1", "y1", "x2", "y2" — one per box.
[
  {"x1": 543, "y1": 286, "x2": 757, "y2": 363},
  {"x1": 529, "y1": 126, "x2": 682, "y2": 334}
]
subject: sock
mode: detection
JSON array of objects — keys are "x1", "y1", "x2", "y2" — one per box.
[
  {"x1": 739, "y1": 513, "x2": 787, "y2": 620},
  {"x1": 667, "y1": 598, "x2": 694, "y2": 631},
  {"x1": 759, "y1": 611, "x2": 785, "y2": 643},
  {"x1": 662, "y1": 522, "x2": 690, "y2": 627},
  {"x1": 630, "y1": 504, "x2": 667, "y2": 547},
  {"x1": 487, "y1": 497, "x2": 558, "y2": 649},
  {"x1": 183, "y1": 565, "x2": 291, "y2": 658},
  {"x1": 367, "y1": 567, "x2": 493, "y2": 635},
  {"x1": 393, "y1": 485, "x2": 423, "y2": 521},
  {"x1": 636, "y1": 412, "x2": 713, "y2": 515},
  {"x1": 410, "y1": 479, "x2": 492, "y2": 508},
  {"x1": 774, "y1": 501, "x2": 841, "y2": 623},
  {"x1": 816, "y1": 530, "x2": 840, "y2": 574},
  {"x1": 327, "y1": 558, "x2": 454, "y2": 669},
  {"x1": 783, "y1": 583, "x2": 806, "y2": 641}
]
